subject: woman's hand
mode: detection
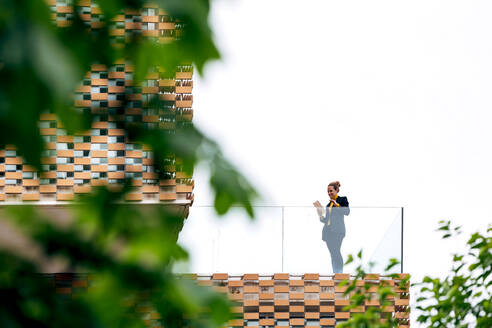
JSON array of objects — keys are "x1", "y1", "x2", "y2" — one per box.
[
  {"x1": 313, "y1": 200, "x2": 324, "y2": 217},
  {"x1": 329, "y1": 199, "x2": 340, "y2": 207}
]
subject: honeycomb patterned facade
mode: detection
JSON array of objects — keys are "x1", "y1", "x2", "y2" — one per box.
[
  {"x1": 0, "y1": 1, "x2": 194, "y2": 203},
  {"x1": 49, "y1": 273, "x2": 410, "y2": 328},
  {"x1": 6, "y1": 2, "x2": 411, "y2": 326}
]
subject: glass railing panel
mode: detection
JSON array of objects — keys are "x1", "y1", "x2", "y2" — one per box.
[
  {"x1": 368, "y1": 209, "x2": 402, "y2": 273},
  {"x1": 175, "y1": 206, "x2": 403, "y2": 274},
  {"x1": 283, "y1": 206, "x2": 402, "y2": 274},
  {"x1": 175, "y1": 206, "x2": 283, "y2": 273}
]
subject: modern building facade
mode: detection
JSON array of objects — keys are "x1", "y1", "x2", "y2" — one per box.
[
  {"x1": 2, "y1": 1, "x2": 410, "y2": 327},
  {"x1": 200, "y1": 273, "x2": 409, "y2": 328},
  {"x1": 46, "y1": 272, "x2": 410, "y2": 327},
  {"x1": 0, "y1": 1, "x2": 194, "y2": 206}
]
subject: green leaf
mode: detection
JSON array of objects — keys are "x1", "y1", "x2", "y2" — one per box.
[
  {"x1": 384, "y1": 258, "x2": 400, "y2": 272},
  {"x1": 96, "y1": 0, "x2": 123, "y2": 20},
  {"x1": 31, "y1": 26, "x2": 81, "y2": 99},
  {"x1": 345, "y1": 254, "x2": 354, "y2": 265}
]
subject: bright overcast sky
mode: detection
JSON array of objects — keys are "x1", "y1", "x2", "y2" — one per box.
[{"x1": 179, "y1": 0, "x2": 492, "y2": 323}]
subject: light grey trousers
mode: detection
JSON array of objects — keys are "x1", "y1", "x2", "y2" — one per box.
[{"x1": 325, "y1": 233, "x2": 345, "y2": 273}]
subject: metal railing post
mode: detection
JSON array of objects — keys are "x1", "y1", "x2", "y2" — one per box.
[
  {"x1": 281, "y1": 206, "x2": 285, "y2": 273},
  {"x1": 401, "y1": 207, "x2": 404, "y2": 273}
]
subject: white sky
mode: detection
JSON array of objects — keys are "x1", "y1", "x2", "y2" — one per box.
[{"x1": 179, "y1": 0, "x2": 492, "y2": 324}]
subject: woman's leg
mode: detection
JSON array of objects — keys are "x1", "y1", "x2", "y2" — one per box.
[{"x1": 325, "y1": 234, "x2": 344, "y2": 273}]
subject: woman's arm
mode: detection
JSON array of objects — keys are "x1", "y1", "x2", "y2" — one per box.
[
  {"x1": 318, "y1": 207, "x2": 327, "y2": 223},
  {"x1": 314, "y1": 201, "x2": 326, "y2": 222},
  {"x1": 339, "y1": 197, "x2": 350, "y2": 216}
]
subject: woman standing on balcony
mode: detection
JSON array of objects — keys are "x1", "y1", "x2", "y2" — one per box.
[{"x1": 314, "y1": 181, "x2": 350, "y2": 273}]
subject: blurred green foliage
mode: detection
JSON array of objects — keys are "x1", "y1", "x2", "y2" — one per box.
[
  {"x1": 337, "y1": 252, "x2": 409, "y2": 328},
  {"x1": 3, "y1": 197, "x2": 234, "y2": 328},
  {"x1": 414, "y1": 221, "x2": 492, "y2": 328},
  {"x1": 0, "y1": 0, "x2": 256, "y2": 327},
  {"x1": 339, "y1": 222, "x2": 491, "y2": 328}
]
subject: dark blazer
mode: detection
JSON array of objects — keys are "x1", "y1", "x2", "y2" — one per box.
[{"x1": 320, "y1": 196, "x2": 350, "y2": 240}]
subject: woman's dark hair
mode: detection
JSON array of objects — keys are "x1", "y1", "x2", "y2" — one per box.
[{"x1": 328, "y1": 181, "x2": 341, "y2": 192}]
